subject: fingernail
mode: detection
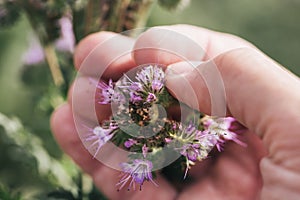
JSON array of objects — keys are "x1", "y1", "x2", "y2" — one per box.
[
  {"x1": 165, "y1": 61, "x2": 203, "y2": 78},
  {"x1": 165, "y1": 66, "x2": 185, "y2": 76}
]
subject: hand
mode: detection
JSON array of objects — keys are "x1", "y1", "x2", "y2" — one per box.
[{"x1": 51, "y1": 25, "x2": 300, "y2": 200}]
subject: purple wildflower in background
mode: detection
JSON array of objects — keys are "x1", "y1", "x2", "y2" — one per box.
[
  {"x1": 0, "y1": 6, "x2": 7, "y2": 18},
  {"x1": 23, "y1": 16, "x2": 75, "y2": 66},
  {"x1": 117, "y1": 159, "x2": 157, "y2": 191},
  {"x1": 22, "y1": 37, "x2": 45, "y2": 65},
  {"x1": 55, "y1": 16, "x2": 75, "y2": 53}
]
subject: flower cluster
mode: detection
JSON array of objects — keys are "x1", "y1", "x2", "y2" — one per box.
[{"x1": 85, "y1": 65, "x2": 246, "y2": 191}]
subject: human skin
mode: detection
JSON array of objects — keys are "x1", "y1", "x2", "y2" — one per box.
[{"x1": 51, "y1": 25, "x2": 300, "y2": 200}]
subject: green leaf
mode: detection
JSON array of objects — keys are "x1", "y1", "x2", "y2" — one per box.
[
  {"x1": 0, "y1": 113, "x2": 78, "y2": 193},
  {"x1": 0, "y1": 184, "x2": 22, "y2": 200}
]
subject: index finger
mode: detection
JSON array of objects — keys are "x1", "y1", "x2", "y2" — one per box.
[{"x1": 133, "y1": 24, "x2": 255, "y2": 66}]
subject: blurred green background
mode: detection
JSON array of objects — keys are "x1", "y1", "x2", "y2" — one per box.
[{"x1": 0, "y1": 0, "x2": 299, "y2": 199}]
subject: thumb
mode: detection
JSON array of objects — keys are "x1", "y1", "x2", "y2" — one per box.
[{"x1": 165, "y1": 48, "x2": 300, "y2": 199}]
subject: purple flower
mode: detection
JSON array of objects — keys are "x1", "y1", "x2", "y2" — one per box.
[
  {"x1": 169, "y1": 122, "x2": 203, "y2": 143},
  {"x1": 109, "y1": 120, "x2": 119, "y2": 129},
  {"x1": 165, "y1": 138, "x2": 172, "y2": 143},
  {"x1": 124, "y1": 139, "x2": 137, "y2": 148},
  {"x1": 180, "y1": 143, "x2": 201, "y2": 161},
  {"x1": 55, "y1": 16, "x2": 75, "y2": 53},
  {"x1": 85, "y1": 125, "x2": 116, "y2": 158},
  {"x1": 97, "y1": 79, "x2": 124, "y2": 104},
  {"x1": 22, "y1": 37, "x2": 45, "y2": 65},
  {"x1": 203, "y1": 116, "x2": 246, "y2": 151},
  {"x1": 136, "y1": 65, "x2": 165, "y2": 93},
  {"x1": 146, "y1": 93, "x2": 156, "y2": 102},
  {"x1": 142, "y1": 144, "x2": 148, "y2": 158},
  {"x1": 0, "y1": 6, "x2": 7, "y2": 18},
  {"x1": 23, "y1": 15, "x2": 75, "y2": 66},
  {"x1": 116, "y1": 65, "x2": 165, "y2": 106},
  {"x1": 117, "y1": 159, "x2": 157, "y2": 191},
  {"x1": 130, "y1": 82, "x2": 143, "y2": 91},
  {"x1": 129, "y1": 91, "x2": 143, "y2": 103},
  {"x1": 97, "y1": 79, "x2": 115, "y2": 104},
  {"x1": 168, "y1": 122, "x2": 216, "y2": 178},
  {"x1": 151, "y1": 79, "x2": 164, "y2": 92}
]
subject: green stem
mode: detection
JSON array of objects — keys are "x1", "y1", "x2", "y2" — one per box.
[
  {"x1": 19, "y1": 0, "x2": 65, "y2": 86},
  {"x1": 44, "y1": 44, "x2": 65, "y2": 86}
]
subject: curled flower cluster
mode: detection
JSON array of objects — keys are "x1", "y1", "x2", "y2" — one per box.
[{"x1": 85, "y1": 65, "x2": 246, "y2": 191}]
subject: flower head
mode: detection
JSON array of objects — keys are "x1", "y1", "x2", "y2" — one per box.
[
  {"x1": 117, "y1": 65, "x2": 165, "y2": 105},
  {"x1": 97, "y1": 79, "x2": 124, "y2": 104},
  {"x1": 81, "y1": 64, "x2": 247, "y2": 189},
  {"x1": 168, "y1": 121, "x2": 217, "y2": 178},
  {"x1": 203, "y1": 116, "x2": 246, "y2": 151},
  {"x1": 136, "y1": 65, "x2": 165, "y2": 94},
  {"x1": 117, "y1": 159, "x2": 157, "y2": 191},
  {"x1": 180, "y1": 143, "x2": 200, "y2": 161},
  {"x1": 168, "y1": 122, "x2": 203, "y2": 144},
  {"x1": 85, "y1": 125, "x2": 117, "y2": 157}
]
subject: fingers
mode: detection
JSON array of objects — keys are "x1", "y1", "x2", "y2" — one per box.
[
  {"x1": 50, "y1": 104, "x2": 102, "y2": 174},
  {"x1": 74, "y1": 25, "x2": 254, "y2": 78},
  {"x1": 165, "y1": 48, "x2": 300, "y2": 199},
  {"x1": 71, "y1": 32, "x2": 136, "y2": 124},
  {"x1": 51, "y1": 104, "x2": 177, "y2": 200},
  {"x1": 133, "y1": 24, "x2": 254, "y2": 66},
  {"x1": 70, "y1": 25, "x2": 254, "y2": 123},
  {"x1": 133, "y1": 26, "x2": 206, "y2": 66},
  {"x1": 166, "y1": 48, "x2": 300, "y2": 130},
  {"x1": 74, "y1": 31, "x2": 136, "y2": 79},
  {"x1": 74, "y1": 25, "x2": 253, "y2": 77}
]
